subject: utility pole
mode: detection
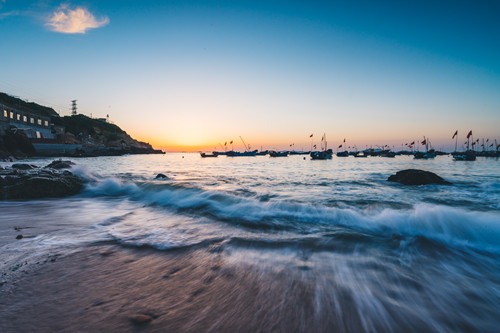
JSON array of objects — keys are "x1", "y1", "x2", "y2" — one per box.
[{"x1": 71, "y1": 100, "x2": 77, "y2": 116}]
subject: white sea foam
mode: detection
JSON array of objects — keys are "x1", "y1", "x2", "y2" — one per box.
[{"x1": 81, "y1": 176, "x2": 500, "y2": 253}]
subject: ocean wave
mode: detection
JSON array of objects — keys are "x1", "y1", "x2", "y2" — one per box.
[{"x1": 81, "y1": 176, "x2": 500, "y2": 254}]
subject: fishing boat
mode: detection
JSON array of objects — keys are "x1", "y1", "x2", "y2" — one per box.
[
  {"x1": 226, "y1": 150, "x2": 258, "y2": 156},
  {"x1": 226, "y1": 136, "x2": 258, "y2": 156},
  {"x1": 336, "y1": 151, "x2": 349, "y2": 157},
  {"x1": 269, "y1": 151, "x2": 288, "y2": 157},
  {"x1": 380, "y1": 150, "x2": 396, "y2": 158},
  {"x1": 414, "y1": 137, "x2": 436, "y2": 159},
  {"x1": 453, "y1": 151, "x2": 476, "y2": 161},
  {"x1": 256, "y1": 148, "x2": 269, "y2": 156},
  {"x1": 311, "y1": 133, "x2": 333, "y2": 160},
  {"x1": 336, "y1": 139, "x2": 349, "y2": 157},
  {"x1": 453, "y1": 131, "x2": 477, "y2": 161},
  {"x1": 200, "y1": 152, "x2": 218, "y2": 158},
  {"x1": 354, "y1": 151, "x2": 368, "y2": 158}
]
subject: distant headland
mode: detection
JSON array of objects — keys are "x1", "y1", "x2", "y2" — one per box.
[{"x1": 0, "y1": 92, "x2": 164, "y2": 160}]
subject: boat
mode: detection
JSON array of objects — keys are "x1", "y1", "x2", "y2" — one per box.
[
  {"x1": 414, "y1": 137, "x2": 436, "y2": 159},
  {"x1": 226, "y1": 136, "x2": 258, "y2": 156},
  {"x1": 354, "y1": 151, "x2": 368, "y2": 158},
  {"x1": 336, "y1": 139, "x2": 349, "y2": 157},
  {"x1": 453, "y1": 151, "x2": 476, "y2": 161},
  {"x1": 310, "y1": 133, "x2": 333, "y2": 160},
  {"x1": 288, "y1": 150, "x2": 310, "y2": 155},
  {"x1": 200, "y1": 152, "x2": 218, "y2": 158},
  {"x1": 311, "y1": 150, "x2": 333, "y2": 159},
  {"x1": 269, "y1": 151, "x2": 288, "y2": 157},
  {"x1": 226, "y1": 150, "x2": 258, "y2": 157},
  {"x1": 453, "y1": 131, "x2": 477, "y2": 161},
  {"x1": 336, "y1": 151, "x2": 349, "y2": 157},
  {"x1": 380, "y1": 150, "x2": 396, "y2": 158}
]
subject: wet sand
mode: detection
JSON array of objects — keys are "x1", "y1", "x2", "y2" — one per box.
[{"x1": 0, "y1": 243, "x2": 359, "y2": 333}]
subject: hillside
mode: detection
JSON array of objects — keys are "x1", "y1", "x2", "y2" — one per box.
[
  {"x1": 52, "y1": 114, "x2": 154, "y2": 150},
  {"x1": 0, "y1": 92, "x2": 58, "y2": 118},
  {"x1": 1, "y1": 92, "x2": 163, "y2": 159}
]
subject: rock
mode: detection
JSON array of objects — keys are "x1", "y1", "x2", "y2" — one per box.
[
  {"x1": 11, "y1": 164, "x2": 38, "y2": 170},
  {"x1": 155, "y1": 173, "x2": 168, "y2": 179},
  {"x1": 0, "y1": 168, "x2": 84, "y2": 200},
  {"x1": 16, "y1": 234, "x2": 23, "y2": 240},
  {"x1": 388, "y1": 169, "x2": 451, "y2": 185},
  {"x1": 44, "y1": 160, "x2": 75, "y2": 169},
  {"x1": 129, "y1": 314, "x2": 152, "y2": 325}
]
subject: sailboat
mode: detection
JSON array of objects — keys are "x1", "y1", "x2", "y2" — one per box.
[
  {"x1": 336, "y1": 138, "x2": 349, "y2": 157},
  {"x1": 310, "y1": 133, "x2": 333, "y2": 160},
  {"x1": 414, "y1": 137, "x2": 436, "y2": 159},
  {"x1": 226, "y1": 136, "x2": 258, "y2": 156},
  {"x1": 454, "y1": 131, "x2": 476, "y2": 161}
]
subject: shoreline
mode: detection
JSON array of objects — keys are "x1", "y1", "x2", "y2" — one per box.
[{"x1": 0, "y1": 243, "x2": 351, "y2": 332}]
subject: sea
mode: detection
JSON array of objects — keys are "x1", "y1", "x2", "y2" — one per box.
[{"x1": 1, "y1": 153, "x2": 499, "y2": 331}]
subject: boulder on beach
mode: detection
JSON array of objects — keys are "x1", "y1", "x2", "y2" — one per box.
[
  {"x1": 387, "y1": 169, "x2": 451, "y2": 185},
  {"x1": 0, "y1": 168, "x2": 84, "y2": 200},
  {"x1": 44, "y1": 160, "x2": 75, "y2": 170}
]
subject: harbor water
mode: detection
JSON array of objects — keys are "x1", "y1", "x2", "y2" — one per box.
[{"x1": 1, "y1": 153, "x2": 499, "y2": 331}]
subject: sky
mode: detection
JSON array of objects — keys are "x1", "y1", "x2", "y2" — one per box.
[{"x1": 1, "y1": 0, "x2": 499, "y2": 151}]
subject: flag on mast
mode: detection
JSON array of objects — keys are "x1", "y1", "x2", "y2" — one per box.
[
  {"x1": 452, "y1": 130, "x2": 458, "y2": 139},
  {"x1": 467, "y1": 130, "x2": 472, "y2": 139}
]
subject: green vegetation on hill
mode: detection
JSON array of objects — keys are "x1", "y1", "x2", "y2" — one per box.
[
  {"x1": 52, "y1": 114, "x2": 124, "y2": 136},
  {"x1": 0, "y1": 92, "x2": 59, "y2": 118}
]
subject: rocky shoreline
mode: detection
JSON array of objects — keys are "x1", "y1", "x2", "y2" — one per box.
[
  {"x1": 0, "y1": 132, "x2": 164, "y2": 161},
  {"x1": 0, "y1": 160, "x2": 83, "y2": 200}
]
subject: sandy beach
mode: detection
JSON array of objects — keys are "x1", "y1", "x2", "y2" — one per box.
[{"x1": 1, "y1": 243, "x2": 358, "y2": 333}]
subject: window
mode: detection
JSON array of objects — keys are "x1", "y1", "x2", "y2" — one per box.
[
  {"x1": 44, "y1": 120, "x2": 49, "y2": 126},
  {"x1": 37, "y1": 119, "x2": 42, "y2": 125},
  {"x1": 17, "y1": 114, "x2": 21, "y2": 121},
  {"x1": 23, "y1": 116, "x2": 27, "y2": 122},
  {"x1": 3, "y1": 110, "x2": 7, "y2": 118},
  {"x1": 36, "y1": 131, "x2": 41, "y2": 139},
  {"x1": 10, "y1": 111, "x2": 14, "y2": 119},
  {"x1": 30, "y1": 118, "x2": 34, "y2": 124}
]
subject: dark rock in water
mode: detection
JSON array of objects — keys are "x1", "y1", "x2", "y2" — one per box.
[
  {"x1": 0, "y1": 168, "x2": 84, "y2": 200},
  {"x1": 11, "y1": 164, "x2": 38, "y2": 170},
  {"x1": 44, "y1": 160, "x2": 75, "y2": 169},
  {"x1": 129, "y1": 314, "x2": 152, "y2": 325},
  {"x1": 388, "y1": 169, "x2": 451, "y2": 185},
  {"x1": 16, "y1": 234, "x2": 23, "y2": 240},
  {"x1": 155, "y1": 173, "x2": 168, "y2": 179}
]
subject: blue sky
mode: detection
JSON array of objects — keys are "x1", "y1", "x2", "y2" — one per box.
[{"x1": 1, "y1": 0, "x2": 499, "y2": 150}]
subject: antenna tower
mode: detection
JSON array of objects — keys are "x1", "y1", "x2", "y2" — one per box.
[{"x1": 71, "y1": 100, "x2": 77, "y2": 116}]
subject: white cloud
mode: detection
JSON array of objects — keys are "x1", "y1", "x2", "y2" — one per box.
[{"x1": 46, "y1": 5, "x2": 109, "y2": 34}]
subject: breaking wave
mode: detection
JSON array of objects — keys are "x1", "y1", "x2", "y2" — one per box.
[{"x1": 81, "y1": 176, "x2": 500, "y2": 254}]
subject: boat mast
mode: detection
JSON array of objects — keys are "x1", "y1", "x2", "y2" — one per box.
[{"x1": 239, "y1": 136, "x2": 250, "y2": 152}]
